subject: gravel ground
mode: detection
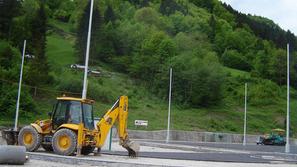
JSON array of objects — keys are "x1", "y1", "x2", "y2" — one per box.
[
  {"x1": 1, "y1": 139, "x2": 297, "y2": 167},
  {"x1": 23, "y1": 143, "x2": 297, "y2": 167},
  {"x1": 1, "y1": 158, "x2": 297, "y2": 167},
  {"x1": 0, "y1": 159, "x2": 94, "y2": 167}
]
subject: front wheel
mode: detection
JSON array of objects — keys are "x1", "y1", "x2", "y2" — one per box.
[
  {"x1": 52, "y1": 129, "x2": 77, "y2": 156},
  {"x1": 18, "y1": 126, "x2": 42, "y2": 152}
]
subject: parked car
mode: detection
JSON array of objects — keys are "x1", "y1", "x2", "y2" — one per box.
[{"x1": 257, "y1": 129, "x2": 286, "y2": 146}]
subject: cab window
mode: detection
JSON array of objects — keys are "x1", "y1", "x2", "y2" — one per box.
[
  {"x1": 52, "y1": 101, "x2": 68, "y2": 129},
  {"x1": 68, "y1": 101, "x2": 82, "y2": 124},
  {"x1": 83, "y1": 103, "x2": 94, "y2": 130}
]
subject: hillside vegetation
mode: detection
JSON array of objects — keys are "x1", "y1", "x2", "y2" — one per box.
[{"x1": 1, "y1": 0, "x2": 297, "y2": 135}]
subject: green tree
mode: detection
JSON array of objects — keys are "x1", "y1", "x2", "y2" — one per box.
[
  {"x1": 75, "y1": 0, "x2": 102, "y2": 63},
  {"x1": 0, "y1": 0, "x2": 21, "y2": 39},
  {"x1": 0, "y1": 40, "x2": 17, "y2": 70},
  {"x1": 159, "y1": 0, "x2": 185, "y2": 16},
  {"x1": 253, "y1": 50, "x2": 271, "y2": 78},
  {"x1": 0, "y1": 41, "x2": 36, "y2": 116},
  {"x1": 212, "y1": 1, "x2": 235, "y2": 26},
  {"x1": 104, "y1": 5, "x2": 116, "y2": 23},
  {"x1": 95, "y1": 23, "x2": 116, "y2": 62},
  {"x1": 129, "y1": 31, "x2": 176, "y2": 80},
  {"x1": 135, "y1": 7, "x2": 160, "y2": 26},
  {"x1": 128, "y1": 0, "x2": 149, "y2": 8},
  {"x1": 208, "y1": 14, "x2": 216, "y2": 42},
  {"x1": 189, "y1": 0, "x2": 214, "y2": 11},
  {"x1": 270, "y1": 49, "x2": 286, "y2": 85},
  {"x1": 26, "y1": 2, "x2": 52, "y2": 87},
  {"x1": 170, "y1": 52, "x2": 224, "y2": 107},
  {"x1": 221, "y1": 49, "x2": 251, "y2": 71}
]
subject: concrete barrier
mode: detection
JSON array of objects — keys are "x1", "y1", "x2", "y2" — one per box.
[
  {"x1": 123, "y1": 130, "x2": 259, "y2": 144},
  {"x1": 0, "y1": 132, "x2": 6, "y2": 145},
  {"x1": 1, "y1": 129, "x2": 296, "y2": 145},
  {"x1": 111, "y1": 129, "x2": 297, "y2": 145}
]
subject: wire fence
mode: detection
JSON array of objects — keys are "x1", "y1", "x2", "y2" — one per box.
[{"x1": 0, "y1": 78, "x2": 82, "y2": 97}]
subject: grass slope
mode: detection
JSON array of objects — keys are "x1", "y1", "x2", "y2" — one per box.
[{"x1": 3, "y1": 20, "x2": 297, "y2": 136}]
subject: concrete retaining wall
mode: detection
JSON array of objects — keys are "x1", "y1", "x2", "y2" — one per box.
[
  {"x1": 124, "y1": 130, "x2": 260, "y2": 143},
  {"x1": 111, "y1": 129, "x2": 297, "y2": 145},
  {"x1": 1, "y1": 129, "x2": 297, "y2": 145},
  {"x1": 0, "y1": 132, "x2": 6, "y2": 145}
]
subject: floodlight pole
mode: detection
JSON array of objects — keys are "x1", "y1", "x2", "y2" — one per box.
[
  {"x1": 82, "y1": 0, "x2": 94, "y2": 99},
  {"x1": 243, "y1": 83, "x2": 247, "y2": 146},
  {"x1": 285, "y1": 43, "x2": 290, "y2": 153},
  {"x1": 166, "y1": 68, "x2": 172, "y2": 143},
  {"x1": 14, "y1": 40, "x2": 26, "y2": 131}
]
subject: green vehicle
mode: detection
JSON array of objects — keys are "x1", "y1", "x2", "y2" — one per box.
[{"x1": 257, "y1": 129, "x2": 286, "y2": 146}]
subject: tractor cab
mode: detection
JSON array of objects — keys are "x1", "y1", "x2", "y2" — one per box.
[{"x1": 51, "y1": 97, "x2": 95, "y2": 130}]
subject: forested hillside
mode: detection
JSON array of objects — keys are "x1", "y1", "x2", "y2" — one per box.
[{"x1": 1, "y1": 0, "x2": 297, "y2": 135}]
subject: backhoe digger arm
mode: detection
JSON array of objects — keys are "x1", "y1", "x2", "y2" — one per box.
[{"x1": 95, "y1": 96, "x2": 139, "y2": 156}]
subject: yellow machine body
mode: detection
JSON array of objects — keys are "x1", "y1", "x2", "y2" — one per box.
[{"x1": 16, "y1": 96, "x2": 139, "y2": 156}]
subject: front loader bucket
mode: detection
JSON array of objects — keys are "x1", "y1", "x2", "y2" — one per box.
[
  {"x1": 1, "y1": 129, "x2": 18, "y2": 145},
  {"x1": 122, "y1": 140, "x2": 140, "y2": 157}
]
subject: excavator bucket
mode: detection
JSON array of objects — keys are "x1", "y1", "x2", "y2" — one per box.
[{"x1": 122, "y1": 140, "x2": 140, "y2": 157}]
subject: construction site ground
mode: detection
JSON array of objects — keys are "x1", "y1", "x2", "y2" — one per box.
[{"x1": 2, "y1": 140, "x2": 297, "y2": 167}]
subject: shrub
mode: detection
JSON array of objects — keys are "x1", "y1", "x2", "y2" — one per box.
[{"x1": 221, "y1": 50, "x2": 251, "y2": 71}]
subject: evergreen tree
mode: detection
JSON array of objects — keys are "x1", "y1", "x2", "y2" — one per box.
[
  {"x1": 209, "y1": 14, "x2": 216, "y2": 42},
  {"x1": 27, "y1": 1, "x2": 51, "y2": 87},
  {"x1": 104, "y1": 5, "x2": 116, "y2": 24},
  {"x1": 75, "y1": 0, "x2": 101, "y2": 63},
  {"x1": 0, "y1": 0, "x2": 21, "y2": 39},
  {"x1": 189, "y1": 0, "x2": 214, "y2": 12},
  {"x1": 140, "y1": 0, "x2": 149, "y2": 7},
  {"x1": 127, "y1": 0, "x2": 149, "y2": 7},
  {"x1": 159, "y1": 0, "x2": 180, "y2": 16}
]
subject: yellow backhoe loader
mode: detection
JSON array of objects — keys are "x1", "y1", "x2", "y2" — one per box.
[{"x1": 3, "y1": 96, "x2": 139, "y2": 157}]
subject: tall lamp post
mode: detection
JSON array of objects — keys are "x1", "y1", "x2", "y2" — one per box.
[
  {"x1": 285, "y1": 43, "x2": 290, "y2": 153},
  {"x1": 166, "y1": 68, "x2": 172, "y2": 143},
  {"x1": 82, "y1": 0, "x2": 94, "y2": 99},
  {"x1": 243, "y1": 83, "x2": 247, "y2": 146},
  {"x1": 14, "y1": 40, "x2": 26, "y2": 131}
]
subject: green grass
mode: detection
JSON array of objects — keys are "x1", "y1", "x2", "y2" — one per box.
[
  {"x1": 46, "y1": 33, "x2": 76, "y2": 67},
  {"x1": 223, "y1": 66, "x2": 250, "y2": 77},
  {"x1": 2, "y1": 20, "x2": 297, "y2": 137},
  {"x1": 48, "y1": 19, "x2": 74, "y2": 34}
]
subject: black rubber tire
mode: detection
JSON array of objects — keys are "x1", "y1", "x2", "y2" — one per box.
[
  {"x1": 18, "y1": 125, "x2": 42, "y2": 152},
  {"x1": 52, "y1": 129, "x2": 77, "y2": 156},
  {"x1": 81, "y1": 146, "x2": 95, "y2": 155},
  {"x1": 42, "y1": 144, "x2": 53, "y2": 151}
]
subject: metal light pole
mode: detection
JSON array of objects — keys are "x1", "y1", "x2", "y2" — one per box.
[
  {"x1": 14, "y1": 40, "x2": 26, "y2": 131},
  {"x1": 82, "y1": 0, "x2": 94, "y2": 99},
  {"x1": 166, "y1": 68, "x2": 172, "y2": 143},
  {"x1": 285, "y1": 43, "x2": 290, "y2": 153},
  {"x1": 243, "y1": 83, "x2": 247, "y2": 146}
]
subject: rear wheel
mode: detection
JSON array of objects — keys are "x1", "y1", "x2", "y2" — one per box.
[
  {"x1": 18, "y1": 126, "x2": 42, "y2": 152},
  {"x1": 52, "y1": 129, "x2": 77, "y2": 156},
  {"x1": 81, "y1": 146, "x2": 95, "y2": 155}
]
